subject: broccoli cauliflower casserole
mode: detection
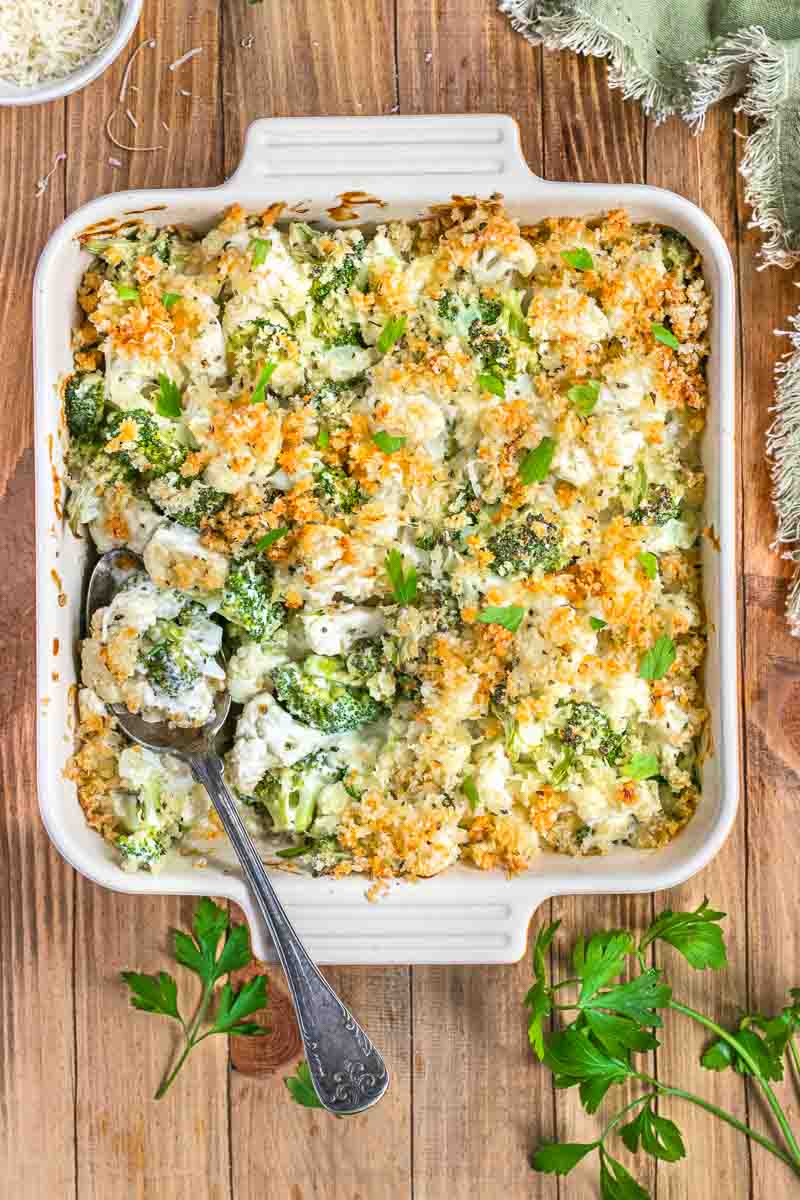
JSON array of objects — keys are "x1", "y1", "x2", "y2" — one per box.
[{"x1": 65, "y1": 198, "x2": 710, "y2": 881}]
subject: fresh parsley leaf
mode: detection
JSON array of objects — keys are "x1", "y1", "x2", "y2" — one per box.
[
  {"x1": 639, "y1": 635, "x2": 676, "y2": 681},
  {"x1": 477, "y1": 605, "x2": 525, "y2": 633},
  {"x1": 590, "y1": 616, "x2": 607, "y2": 631},
  {"x1": 250, "y1": 237, "x2": 269, "y2": 267},
  {"x1": 385, "y1": 548, "x2": 417, "y2": 604},
  {"x1": 519, "y1": 436, "x2": 556, "y2": 484},
  {"x1": 569, "y1": 380, "x2": 600, "y2": 415},
  {"x1": 544, "y1": 1030, "x2": 632, "y2": 1114},
  {"x1": 317, "y1": 427, "x2": 330, "y2": 450},
  {"x1": 121, "y1": 970, "x2": 180, "y2": 1020},
  {"x1": 211, "y1": 976, "x2": 269, "y2": 1035},
  {"x1": 552, "y1": 747, "x2": 574, "y2": 786},
  {"x1": 702, "y1": 1027, "x2": 785, "y2": 1082},
  {"x1": 652, "y1": 323, "x2": 680, "y2": 350},
  {"x1": 575, "y1": 931, "x2": 634, "y2": 1000},
  {"x1": 116, "y1": 283, "x2": 139, "y2": 301},
  {"x1": 372, "y1": 430, "x2": 407, "y2": 454},
  {"x1": 583, "y1": 969, "x2": 671, "y2": 1028},
  {"x1": 561, "y1": 247, "x2": 594, "y2": 271},
  {"x1": 162, "y1": 291, "x2": 181, "y2": 309},
  {"x1": 377, "y1": 315, "x2": 407, "y2": 353},
  {"x1": 526, "y1": 920, "x2": 560, "y2": 1059},
  {"x1": 621, "y1": 752, "x2": 660, "y2": 781},
  {"x1": 599, "y1": 1148, "x2": 651, "y2": 1199},
  {"x1": 640, "y1": 899, "x2": 727, "y2": 970},
  {"x1": 462, "y1": 775, "x2": 480, "y2": 811},
  {"x1": 173, "y1": 897, "x2": 250, "y2": 985},
  {"x1": 254, "y1": 527, "x2": 288, "y2": 553},
  {"x1": 123, "y1": 897, "x2": 269, "y2": 1099},
  {"x1": 250, "y1": 361, "x2": 277, "y2": 404},
  {"x1": 638, "y1": 551, "x2": 658, "y2": 580},
  {"x1": 619, "y1": 1101, "x2": 686, "y2": 1163},
  {"x1": 584, "y1": 1010, "x2": 659, "y2": 1057},
  {"x1": 275, "y1": 843, "x2": 311, "y2": 859},
  {"x1": 700, "y1": 1039, "x2": 735, "y2": 1071},
  {"x1": 478, "y1": 371, "x2": 505, "y2": 398},
  {"x1": 285, "y1": 1060, "x2": 324, "y2": 1109},
  {"x1": 532, "y1": 1141, "x2": 598, "y2": 1175},
  {"x1": 156, "y1": 373, "x2": 182, "y2": 419}
]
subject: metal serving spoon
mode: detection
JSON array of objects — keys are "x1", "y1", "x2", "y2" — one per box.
[{"x1": 87, "y1": 548, "x2": 389, "y2": 1115}]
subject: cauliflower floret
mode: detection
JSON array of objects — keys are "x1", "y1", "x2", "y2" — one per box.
[
  {"x1": 301, "y1": 606, "x2": 385, "y2": 656},
  {"x1": 144, "y1": 523, "x2": 229, "y2": 594},
  {"x1": 226, "y1": 639, "x2": 290, "y2": 704},
  {"x1": 230, "y1": 692, "x2": 338, "y2": 792}
]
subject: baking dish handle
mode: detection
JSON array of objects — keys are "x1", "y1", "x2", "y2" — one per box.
[{"x1": 227, "y1": 114, "x2": 542, "y2": 197}]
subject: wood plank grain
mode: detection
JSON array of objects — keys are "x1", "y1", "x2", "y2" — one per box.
[
  {"x1": 737, "y1": 103, "x2": 800, "y2": 1195},
  {"x1": 66, "y1": 5, "x2": 230, "y2": 1197},
  {"x1": 222, "y1": 0, "x2": 397, "y2": 179},
  {"x1": 230, "y1": 966, "x2": 411, "y2": 1200},
  {"x1": 542, "y1": 50, "x2": 643, "y2": 183},
  {"x1": 220, "y1": 7, "x2": 413, "y2": 1198},
  {"x1": 394, "y1": 6, "x2": 553, "y2": 1197},
  {"x1": 0, "y1": 98, "x2": 78, "y2": 1199},
  {"x1": 396, "y1": 0, "x2": 544, "y2": 174},
  {"x1": 645, "y1": 105, "x2": 751, "y2": 1200}
]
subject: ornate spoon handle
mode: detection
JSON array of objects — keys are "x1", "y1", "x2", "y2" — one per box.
[{"x1": 190, "y1": 754, "x2": 389, "y2": 1115}]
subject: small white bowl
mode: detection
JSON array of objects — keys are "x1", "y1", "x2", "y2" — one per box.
[{"x1": 0, "y1": 0, "x2": 143, "y2": 107}]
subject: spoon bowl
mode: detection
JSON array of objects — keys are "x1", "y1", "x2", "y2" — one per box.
[{"x1": 85, "y1": 549, "x2": 389, "y2": 1114}]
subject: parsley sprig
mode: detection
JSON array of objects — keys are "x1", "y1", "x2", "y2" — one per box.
[
  {"x1": 122, "y1": 898, "x2": 269, "y2": 1099},
  {"x1": 529, "y1": 901, "x2": 800, "y2": 1190}
]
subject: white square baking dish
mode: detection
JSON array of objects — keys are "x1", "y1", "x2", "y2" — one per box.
[{"x1": 33, "y1": 114, "x2": 737, "y2": 965}]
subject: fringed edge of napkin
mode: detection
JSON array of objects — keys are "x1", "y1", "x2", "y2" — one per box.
[
  {"x1": 686, "y1": 27, "x2": 800, "y2": 271},
  {"x1": 498, "y1": 0, "x2": 683, "y2": 119},
  {"x1": 768, "y1": 316, "x2": 800, "y2": 636}
]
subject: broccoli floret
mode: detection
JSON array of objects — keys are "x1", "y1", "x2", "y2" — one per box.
[
  {"x1": 469, "y1": 321, "x2": 513, "y2": 373},
  {"x1": 253, "y1": 750, "x2": 345, "y2": 834},
  {"x1": 310, "y1": 243, "x2": 365, "y2": 303},
  {"x1": 85, "y1": 226, "x2": 184, "y2": 278},
  {"x1": 309, "y1": 377, "x2": 366, "y2": 423},
  {"x1": 487, "y1": 512, "x2": 563, "y2": 577},
  {"x1": 556, "y1": 701, "x2": 626, "y2": 766},
  {"x1": 115, "y1": 828, "x2": 173, "y2": 870},
  {"x1": 140, "y1": 621, "x2": 201, "y2": 697},
  {"x1": 345, "y1": 639, "x2": 383, "y2": 682},
  {"x1": 437, "y1": 291, "x2": 460, "y2": 323},
  {"x1": 147, "y1": 472, "x2": 226, "y2": 528},
  {"x1": 65, "y1": 371, "x2": 105, "y2": 440},
  {"x1": 226, "y1": 318, "x2": 292, "y2": 372},
  {"x1": 311, "y1": 307, "x2": 366, "y2": 349},
  {"x1": 104, "y1": 408, "x2": 186, "y2": 478},
  {"x1": 630, "y1": 484, "x2": 682, "y2": 527},
  {"x1": 313, "y1": 463, "x2": 365, "y2": 514},
  {"x1": 478, "y1": 297, "x2": 502, "y2": 324},
  {"x1": 661, "y1": 229, "x2": 695, "y2": 278},
  {"x1": 220, "y1": 560, "x2": 284, "y2": 641},
  {"x1": 308, "y1": 834, "x2": 348, "y2": 876},
  {"x1": 272, "y1": 661, "x2": 384, "y2": 733}
]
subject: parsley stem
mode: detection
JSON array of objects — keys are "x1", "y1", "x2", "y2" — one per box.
[
  {"x1": 551, "y1": 977, "x2": 580, "y2": 992},
  {"x1": 600, "y1": 1092, "x2": 655, "y2": 1142},
  {"x1": 668, "y1": 1001, "x2": 800, "y2": 1168},
  {"x1": 155, "y1": 980, "x2": 217, "y2": 1100},
  {"x1": 635, "y1": 1073, "x2": 800, "y2": 1174}
]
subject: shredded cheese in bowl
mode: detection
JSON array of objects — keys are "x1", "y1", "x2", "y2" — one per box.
[{"x1": 0, "y1": 0, "x2": 122, "y2": 88}]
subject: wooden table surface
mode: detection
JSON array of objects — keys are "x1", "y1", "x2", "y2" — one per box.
[{"x1": 2, "y1": 2, "x2": 798, "y2": 1197}]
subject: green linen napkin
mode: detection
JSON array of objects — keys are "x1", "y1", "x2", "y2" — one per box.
[{"x1": 500, "y1": 0, "x2": 800, "y2": 631}]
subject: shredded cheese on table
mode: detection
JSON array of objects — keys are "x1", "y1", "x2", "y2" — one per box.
[{"x1": 0, "y1": 0, "x2": 122, "y2": 88}]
